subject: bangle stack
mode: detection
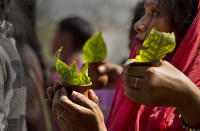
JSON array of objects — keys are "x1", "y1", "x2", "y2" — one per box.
[{"x1": 179, "y1": 115, "x2": 200, "y2": 131}]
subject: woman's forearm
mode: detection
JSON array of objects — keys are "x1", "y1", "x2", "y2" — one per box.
[{"x1": 176, "y1": 83, "x2": 200, "y2": 128}]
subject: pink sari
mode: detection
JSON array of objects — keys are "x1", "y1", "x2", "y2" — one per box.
[{"x1": 106, "y1": 1, "x2": 200, "y2": 130}]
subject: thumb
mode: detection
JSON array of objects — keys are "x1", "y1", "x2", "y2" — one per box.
[
  {"x1": 98, "y1": 65, "x2": 107, "y2": 74},
  {"x1": 71, "y1": 91, "x2": 95, "y2": 110}
]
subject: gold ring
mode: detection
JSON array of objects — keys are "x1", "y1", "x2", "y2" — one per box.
[{"x1": 134, "y1": 77, "x2": 139, "y2": 88}]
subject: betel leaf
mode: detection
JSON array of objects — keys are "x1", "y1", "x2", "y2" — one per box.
[
  {"x1": 56, "y1": 48, "x2": 90, "y2": 85},
  {"x1": 83, "y1": 32, "x2": 107, "y2": 63},
  {"x1": 56, "y1": 58, "x2": 71, "y2": 84},
  {"x1": 81, "y1": 63, "x2": 89, "y2": 76},
  {"x1": 80, "y1": 64, "x2": 90, "y2": 84},
  {"x1": 68, "y1": 61, "x2": 81, "y2": 85},
  {"x1": 135, "y1": 28, "x2": 176, "y2": 62}
]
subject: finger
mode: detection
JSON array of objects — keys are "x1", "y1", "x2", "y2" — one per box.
[
  {"x1": 58, "y1": 93, "x2": 90, "y2": 114},
  {"x1": 52, "y1": 104, "x2": 73, "y2": 130},
  {"x1": 54, "y1": 83, "x2": 62, "y2": 93},
  {"x1": 60, "y1": 87, "x2": 69, "y2": 97},
  {"x1": 98, "y1": 75, "x2": 109, "y2": 86},
  {"x1": 98, "y1": 63, "x2": 122, "y2": 74},
  {"x1": 126, "y1": 66, "x2": 150, "y2": 78},
  {"x1": 52, "y1": 103, "x2": 71, "y2": 121},
  {"x1": 46, "y1": 99, "x2": 53, "y2": 110},
  {"x1": 124, "y1": 75, "x2": 145, "y2": 89},
  {"x1": 98, "y1": 62, "x2": 115, "y2": 74},
  {"x1": 53, "y1": 88, "x2": 62, "y2": 106},
  {"x1": 71, "y1": 91, "x2": 96, "y2": 111},
  {"x1": 124, "y1": 86, "x2": 143, "y2": 103},
  {"x1": 47, "y1": 87, "x2": 54, "y2": 102},
  {"x1": 46, "y1": 99, "x2": 53, "y2": 116},
  {"x1": 88, "y1": 89, "x2": 98, "y2": 104},
  {"x1": 98, "y1": 64, "x2": 107, "y2": 74}
]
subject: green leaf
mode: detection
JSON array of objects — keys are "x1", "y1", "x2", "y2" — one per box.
[
  {"x1": 83, "y1": 32, "x2": 107, "y2": 63},
  {"x1": 56, "y1": 58, "x2": 70, "y2": 84},
  {"x1": 80, "y1": 63, "x2": 90, "y2": 85},
  {"x1": 56, "y1": 58, "x2": 91, "y2": 85},
  {"x1": 80, "y1": 72, "x2": 90, "y2": 85},
  {"x1": 81, "y1": 63, "x2": 89, "y2": 76},
  {"x1": 68, "y1": 61, "x2": 81, "y2": 85},
  {"x1": 136, "y1": 28, "x2": 176, "y2": 62}
]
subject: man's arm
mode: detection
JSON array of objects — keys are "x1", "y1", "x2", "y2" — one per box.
[
  {"x1": 0, "y1": 46, "x2": 16, "y2": 130},
  {"x1": 0, "y1": 54, "x2": 8, "y2": 130}
]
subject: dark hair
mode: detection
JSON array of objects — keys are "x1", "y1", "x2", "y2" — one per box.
[
  {"x1": 131, "y1": 1, "x2": 145, "y2": 30},
  {"x1": 130, "y1": 1, "x2": 145, "y2": 36},
  {"x1": 16, "y1": 0, "x2": 37, "y2": 27},
  {"x1": 8, "y1": 0, "x2": 47, "y2": 87},
  {"x1": 159, "y1": 0, "x2": 198, "y2": 38},
  {"x1": 0, "y1": 0, "x2": 11, "y2": 19},
  {"x1": 58, "y1": 17, "x2": 93, "y2": 52}
]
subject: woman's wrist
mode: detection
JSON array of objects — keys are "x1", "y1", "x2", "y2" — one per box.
[
  {"x1": 176, "y1": 82, "x2": 200, "y2": 128},
  {"x1": 99, "y1": 123, "x2": 107, "y2": 131},
  {"x1": 179, "y1": 114, "x2": 200, "y2": 131}
]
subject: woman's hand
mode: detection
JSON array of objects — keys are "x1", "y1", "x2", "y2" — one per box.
[
  {"x1": 47, "y1": 85, "x2": 106, "y2": 131},
  {"x1": 124, "y1": 60, "x2": 200, "y2": 127},
  {"x1": 123, "y1": 60, "x2": 198, "y2": 107},
  {"x1": 89, "y1": 62, "x2": 122, "y2": 89}
]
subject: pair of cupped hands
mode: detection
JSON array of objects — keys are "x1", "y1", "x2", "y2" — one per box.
[{"x1": 47, "y1": 61, "x2": 198, "y2": 131}]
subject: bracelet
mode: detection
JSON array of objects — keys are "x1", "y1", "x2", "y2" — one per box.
[{"x1": 179, "y1": 115, "x2": 200, "y2": 131}]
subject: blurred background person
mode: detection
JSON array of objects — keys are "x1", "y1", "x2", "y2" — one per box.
[
  {"x1": 48, "y1": 16, "x2": 94, "y2": 86},
  {"x1": 7, "y1": 0, "x2": 51, "y2": 130},
  {"x1": 0, "y1": 0, "x2": 28, "y2": 130},
  {"x1": 0, "y1": 0, "x2": 50, "y2": 130},
  {"x1": 9, "y1": 0, "x2": 47, "y2": 88}
]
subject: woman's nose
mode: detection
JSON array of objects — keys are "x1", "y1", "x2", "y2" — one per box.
[{"x1": 134, "y1": 21, "x2": 145, "y2": 33}]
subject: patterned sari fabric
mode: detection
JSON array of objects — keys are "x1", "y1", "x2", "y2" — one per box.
[{"x1": 106, "y1": 0, "x2": 200, "y2": 130}]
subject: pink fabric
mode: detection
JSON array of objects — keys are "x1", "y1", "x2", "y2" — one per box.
[
  {"x1": 94, "y1": 89, "x2": 115, "y2": 121},
  {"x1": 106, "y1": 1, "x2": 200, "y2": 131}
]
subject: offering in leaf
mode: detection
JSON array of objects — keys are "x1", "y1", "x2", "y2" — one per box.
[
  {"x1": 124, "y1": 28, "x2": 176, "y2": 66},
  {"x1": 56, "y1": 48, "x2": 90, "y2": 86},
  {"x1": 135, "y1": 28, "x2": 176, "y2": 62}
]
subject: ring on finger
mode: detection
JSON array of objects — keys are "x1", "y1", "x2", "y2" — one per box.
[
  {"x1": 56, "y1": 112, "x2": 64, "y2": 120},
  {"x1": 134, "y1": 77, "x2": 139, "y2": 88}
]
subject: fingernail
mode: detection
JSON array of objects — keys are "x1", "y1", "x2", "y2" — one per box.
[
  {"x1": 61, "y1": 88, "x2": 67, "y2": 95},
  {"x1": 72, "y1": 91, "x2": 78, "y2": 99},
  {"x1": 98, "y1": 65, "x2": 106, "y2": 72}
]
